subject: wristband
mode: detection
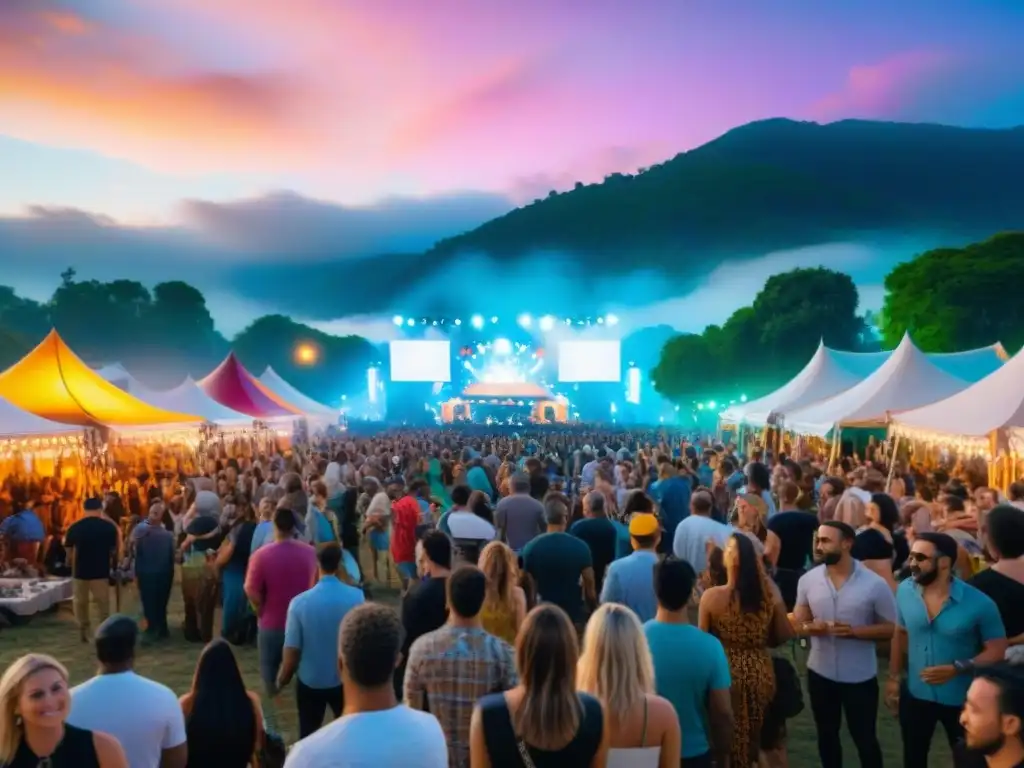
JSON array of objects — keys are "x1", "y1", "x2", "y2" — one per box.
[{"x1": 953, "y1": 660, "x2": 976, "y2": 675}]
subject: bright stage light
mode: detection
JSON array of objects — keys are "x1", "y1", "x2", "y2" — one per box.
[
  {"x1": 471, "y1": 315, "x2": 484, "y2": 330},
  {"x1": 539, "y1": 315, "x2": 555, "y2": 331},
  {"x1": 367, "y1": 367, "x2": 379, "y2": 404},
  {"x1": 490, "y1": 316, "x2": 498, "y2": 324},
  {"x1": 518, "y1": 314, "x2": 532, "y2": 328},
  {"x1": 392, "y1": 315, "x2": 403, "y2": 326},
  {"x1": 454, "y1": 318, "x2": 462, "y2": 326},
  {"x1": 707, "y1": 400, "x2": 716, "y2": 409},
  {"x1": 493, "y1": 338, "x2": 512, "y2": 356},
  {"x1": 294, "y1": 343, "x2": 318, "y2": 365},
  {"x1": 406, "y1": 318, "x2": 415, "y2": 327},
  {"x1": 606, "y1": 314, "x2": 619, "y2": 326},
  {"x1": 740, "y1": 394, "x2": 748, "y2": 402}
]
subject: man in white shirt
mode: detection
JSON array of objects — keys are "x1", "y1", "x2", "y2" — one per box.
[
  {"x1": 285, "y1": 603, "x2": 447, "y2": 767},
  {"x1": 68, "y1": 615, "x2": 187, "y2": 768},
  {"x1": 673, "y1": 490, "x2": 733, "y2": 573}
]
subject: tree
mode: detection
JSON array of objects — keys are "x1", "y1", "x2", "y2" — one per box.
[
  {"x1": 650, "y1": 334, "x2": 722, "y2": 402},
  {"x1": 880, "y1": 232, "x2": 1024, "y2": 353}
]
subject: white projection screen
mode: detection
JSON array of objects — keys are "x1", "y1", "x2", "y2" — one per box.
[
  {"x1": 557, "y1": 341, "x2": 622, "y2": 382},
  {"x1": 389, "y1": 340, "x2": 451, "y2": 382}
]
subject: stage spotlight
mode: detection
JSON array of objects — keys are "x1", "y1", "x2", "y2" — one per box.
[
  {"x1": 490, "y1": 316, "x2": 498, "y2": 324},
  {"x1": 606, "y1": 314, "x2": 619, "y2": 326},
  {"x1": 518, "y1": 313, "x2": 532, "y2": 328},
  {"x1": 539, "y1": 315, "x2": 554, "y2": 332},
  {"x1": 406, "y1": 318, "x2": 415, "y2": 327},
  {"x1": 740, "y1": 394, "x2": 748, "y2": 402},
  {"x1": 565, "y1": 318, "x2": 572, "y2": 326},
  {"x1": 471, "y1": 315, "x2": 484, "y2": 330},
  {"x1": 493, "y1": 338, "x2": 512, "y2": 355},
  {"x1": 454, "y1": 318, "x2": 462, "y2": 326},
  {"x1": 392, "y1": 315, "x2": 403, "y2": 326}
]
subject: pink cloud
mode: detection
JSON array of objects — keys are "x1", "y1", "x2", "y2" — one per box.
[{"x1": 811, "y1": 51, "x2": 956, "y2": 120}]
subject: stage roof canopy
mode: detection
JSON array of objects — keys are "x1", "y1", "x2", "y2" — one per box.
[
  {"x1": 198, "y1": 353, "x2": 304, "y2": 419},
  {"x1": 0, "y1": 331, "x2": 203, "y2": 427}
]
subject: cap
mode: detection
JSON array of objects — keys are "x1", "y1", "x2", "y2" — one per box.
[
  {"x1": 83, "y1": 497, "x2": 103, "y2": 512},
  {"x1": 629, "y1": 513, "x2": 660, "y2": 537}
]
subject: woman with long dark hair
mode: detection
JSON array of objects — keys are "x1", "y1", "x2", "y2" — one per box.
[
  {"x1": 179, "y1": 640, "x2": 262, "y2": 767},
  {"x1": 699, "y1": 533, "x2": 792, "y2": 767}
]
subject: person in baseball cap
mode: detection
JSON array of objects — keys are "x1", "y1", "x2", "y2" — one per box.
[{"x1": 600, "y1": 513, "x2": 662, "y2": 621}]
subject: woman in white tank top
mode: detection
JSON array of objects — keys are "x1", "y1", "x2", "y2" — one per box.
[{"x1": 577, "y1": 604, "x2": 681, "y2": 768}]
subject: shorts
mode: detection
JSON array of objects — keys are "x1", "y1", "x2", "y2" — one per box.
[
  {"x1": 258, "y1": 628, "x2": 286, "y2": 695},
  {"x1": 396, "y1": 561, "x2": 418, "y2": 580},
  {"x1": 368, "y1": 530, "x2": 389, "y2": 551}
]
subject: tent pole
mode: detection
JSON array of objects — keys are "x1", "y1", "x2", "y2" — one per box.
[{"x1": 885, "y1": 435, "x2": 901, "y2": 492}]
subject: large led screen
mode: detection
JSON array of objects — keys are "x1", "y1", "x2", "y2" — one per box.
[
  {"x1": 557, "y1": 341, "x2": 622, "y2": 383},
  {"x1": 389, "y1": 340, "x2": 451, "y2": 382}
]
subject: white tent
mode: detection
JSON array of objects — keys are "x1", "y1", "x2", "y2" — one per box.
[
  {"x1": 0, "y1": 394, "x2": 82, "y2": 438},
  {"x1": 891, "y1": 346, "x2": 1024, "y2": 454},
  {"x1": 95, "y1": 363, "x2": 144, "y2": 392},
  {"x1": 783, "y1": 334, "x2": 974, "y2": 437},
  {"x1": 259, "y1": 367, "x2": 337, "y2": 420},
  {"x1": 720, "y1": 343, "x2": 887, "y2": 426},
  {"x1": 139, "y1": 377, "x2": 254, "y2": 427}
]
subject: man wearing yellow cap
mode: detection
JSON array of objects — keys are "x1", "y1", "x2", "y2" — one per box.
[{"x1": 599, "y1": 513, "x2": 661, "y2": 622}]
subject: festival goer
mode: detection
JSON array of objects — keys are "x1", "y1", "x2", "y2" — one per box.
[
  {"x1": 179, "y1": 640, "x2": 263, "y2": 767},
  {"x1": 890, "y1": 531, "x2": 1008, "y2": 768},
  {"x1": 699, "y1": 532, "x2": 793, "y2": 767},
  {"x1": 971, "y1": 505, "x2": 1024, "y2": 657},
  {"x1": 477, "y1": 541, "x2": 528, "y2": 644},
  {"x1": 405, "y1": 565, "x2": 518, "y2": 767},
  {"x1": 396, "y1": 531, "x2": 452, "y2": 697},
  {"x1": 279, "y1": 543, "x2": 366, "y2": 738},
  {"x1": 672, "y1": 490, "x2": 732, "y2": 575},
  {"x1": 600, "y1": 513, "x2": 660, "y2": 623},
  {"x1": 644, "y1": 558, "x2": 732, "y2": 768},
  {"x1": 521, "y1": 495, "x2": 596, "y2": 633},
  {"x1": 390, "y1": 483, "x2": 421, "y2": 590},
  {"x1": 0, "y1": 653, "x2": 128, "y2": 767},
  {"x1": 791, "y1": 521, "x2": 897, "y2": 768},
  {"x1": 0, "y1": 485, "x2": 45, "y2": 563},
  {"x1": 65, "y1": 497, "x2": 118, "y2": 642},
  {"x1": 570, "y1": 490, "x2": 619, "y2": 593},
  {"x1": 68, "y1": 616, "x2": 186, "y2": 768},
  {"x1": 214, "y1": 495, "x2": 257, "y2": 642},
  {"x1": 131, "y1": 501, "x2": 175, "y2": 641},
  {"x1": 577, "y1": 603, "x2": 681, "y2": 767},
  {"x1": 285, "y1": 603, "x2": 448, "y2": 766},
  {"x1": 652, "y1": 461, "x2": 691, "y2": 555},
  {"x1": 469, "y1": 604, "x2": 610, "y2": 766},
  {"x1": 960, "y1": 664, "x2": 1024, "y2": 767},
  {"x1": 767, "y1": 481, "x2": 819, "y2": 610}
]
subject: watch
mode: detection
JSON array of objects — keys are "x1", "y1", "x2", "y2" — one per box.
[{"x1": 953, "y1": 660, "x2": 975, "y2": 674}]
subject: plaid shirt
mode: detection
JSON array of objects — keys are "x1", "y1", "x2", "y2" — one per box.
[{"x1": 404, "y1": 625, "x2": 518, "y2": 768}]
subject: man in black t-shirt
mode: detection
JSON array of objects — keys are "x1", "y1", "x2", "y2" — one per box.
[
  {"x1": 65, "y1": 497, "x2": 119, "y2": 641},
  {"x1": 395, "y1": 531, "x2": 451, "y2": 698},
  {"x1": 569, "y1": 491, "x2": 618, "y2": 592}
]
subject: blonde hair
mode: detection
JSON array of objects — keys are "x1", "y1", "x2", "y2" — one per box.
[
  {"x1": 836, "y1": 493, "x2": 867, "y2": 529},
  {"x1": 479, "y1": 541, "x2": 517, "y2": 614},
  {"x1": 577, "y1": 604, "x2": 654, "y2": 720},
  {"x1": 514, "y1": 605, "x2": 581, "y2": 750},
  {"x1": 0, "y1": 654, "x2": 68, "y2": 763}
]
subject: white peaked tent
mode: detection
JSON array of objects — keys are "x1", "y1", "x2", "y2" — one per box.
[
  {"x1": 0, "y1": 394, "x2": 82, "y2": 438},
  {"x1": 783, "y1": 334, "x2": 974, "y2": 437},
  {"x1": 259, "y1": 367, "x2": 337, "y2": 420},
  {"x1": 891, "y1": 346, "x2": 1024, "y2": 454},
  {"x1": 720, "y1": 343, "x2": 886, "y2": 427},
  {"x1": 139, "y1": 377, "x2": 254, "y2": 427},
  {"x1": 95, "y1": 363, "x2": 144, "y2": 392}
]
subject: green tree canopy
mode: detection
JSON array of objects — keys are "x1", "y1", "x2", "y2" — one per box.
[{"x1": 880, "y1": 232, "x2": 1024, "y2": 353}]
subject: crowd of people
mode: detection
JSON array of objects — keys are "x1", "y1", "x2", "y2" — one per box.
[{"x1": 1, "y1": 427, "x2": 1024, "y2": 767}]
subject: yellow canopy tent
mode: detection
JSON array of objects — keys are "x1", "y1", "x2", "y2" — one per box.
[{"x1": 0, "y1": 330, "x2": 203, "y2": 427}]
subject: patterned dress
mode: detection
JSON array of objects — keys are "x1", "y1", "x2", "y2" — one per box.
[{"x1": 709, "y1": 578, "x2": 776, "y2": 767}]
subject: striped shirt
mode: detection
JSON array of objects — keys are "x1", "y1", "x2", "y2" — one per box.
[{"x1": 404, "y1": 625, "x2": 518, "y2": 768}]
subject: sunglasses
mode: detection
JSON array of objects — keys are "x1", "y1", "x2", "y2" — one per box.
[{"x1": 908, "y1": 552, "x2": 934, "y2": 563}]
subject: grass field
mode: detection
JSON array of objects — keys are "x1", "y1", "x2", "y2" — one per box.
[{"x1": 0, "y1": 580, "x2": 954, "y2": 766}]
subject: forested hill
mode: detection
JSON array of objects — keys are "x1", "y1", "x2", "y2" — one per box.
[{"x1": 424, "y1": 119, "x2": 1024, "y2": 267}]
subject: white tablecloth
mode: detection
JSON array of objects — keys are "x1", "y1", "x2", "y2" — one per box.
[{"x1": 0, "y1": 578, "x2": 73, "y2": 616}]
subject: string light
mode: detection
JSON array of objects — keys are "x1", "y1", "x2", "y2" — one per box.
[{"x1": 888, "y1": 423, "x2": 992, "y2": 457}]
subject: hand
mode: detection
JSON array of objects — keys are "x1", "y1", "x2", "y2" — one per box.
[
  {"x1": 800, "y1": 620, "x2": 830, "y2": 636},
  {"x1": 884, "y1": 677, "x2": 901, "y2": 715},
  {"x1": 921, "y1": 665, "x2": 957, "y2": 685},
  {"x1": 829, "y1": 622, "x2": 857, "y2": 638}
]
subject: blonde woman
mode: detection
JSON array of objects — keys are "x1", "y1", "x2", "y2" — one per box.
[
  {"x1": 577, "y1": 605, "x2": 681, "y2": 768},
  {"x1": 478, "y1": 541, "x2": 527, "y2": 643},
  {"x1": 0, "y1": 654, "x2": 127, "y2": 767},
  {"x1": 469, "y1": 604, "x2": 610, "y2": 767}
]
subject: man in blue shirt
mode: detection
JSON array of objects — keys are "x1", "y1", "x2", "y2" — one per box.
[
  {"x1": 890, "y1": 532, "x2": 1006, "y2": 768},
  {"x1": 0, "y1": 491, "x2": 46, "y2": 561},
  {"x1": 279, "y1": 542, "x2": 365, "y2": 738},
  {"x1": 655, "y1": 465, "x2": 692, "y2": 555},
  {"x1": 644, "y1": 558, "x2": 732, "y2": 767},
  {"x1": 600, "y1": 513, "x2": 660, "y2": 622}
]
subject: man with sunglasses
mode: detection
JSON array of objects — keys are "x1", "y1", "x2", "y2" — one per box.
[{"x1": 890, "y1": 532, "x2": 1007, "y2": 768}]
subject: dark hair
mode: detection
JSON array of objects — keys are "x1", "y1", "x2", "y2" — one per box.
[
  {"x1": 421, "y1": 530, "x2": 452, "y2": 569},
  {"x1": 821, "y1": 520, "x2": 856, "y2": 541},
  {"x1": 916, "y1": 531, "x2": 959, "y2": 562},
  {"x1": 450, "y1": 485, "x2": 472, "y2": 507},
  {"x1": 974, "y1": 663, "x2": 1024, "y2": 723},
  {"x1": 746, "y1": 462, "x2": 771, "y2": 493},
  {"x1": 94, "y1": 615, "x2": 137, "y2": 665},
  {"x1": 529, "y1": 473, "x2": 550, "y2": 500},
  {"x1": 986, "y1": 504, "x2": 1024, "y2": 560},
  {"x1": 273, "y1": 505, "x2": 296, "y2": 533},
  {"x1": 447, "y1": 565, "x2": 487, "y2": 618},
  {"x1": 544, "y1": 495, "x2": 569, "y2": 526},
  {"x1": 691, "y1": 490, "x2": 713, "y2": 515},
  {"x1": 822, "y1": 476, "x2": 846, "y2": 496},
  {"x1": 340, "y1": 604, "x2": 403, "y2": 688},
  {"x1": 730, "y1": 533, "x2": 768, "y2": 614},
  {"x1": 654, "y1": 558, "x2": 696, "y2": 611},
  {"x1": 870, "y1": 493, "x2": 900, "y2": 532},
  {"x1": 186, "y1": 640, "x2": 255, "y2": 766},
  {"x1": 720, "y1": 457, "x2": 736, "y2": 475},
  {"x1": 281, "y1": 472, "x2": 303, "y2": 494},
  {"x1": 317, "y1": 542, "x2": 343, "y2": 573},
  {"x1": 622, "y1": 491, "x2": 654, "y2": 516},
  {"x1": 470, "y1": 496, "x2": 494, "y2": 525}
]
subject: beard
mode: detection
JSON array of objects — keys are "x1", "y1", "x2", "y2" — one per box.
[
  {"x1": 910, "y1": 567, "x2": 939, "y2": 585},
  {"x1": 817, "y1": 551, "x2": 842, "y2": 566},
  {"x1": 966, "y1": 732, "x2": 1005, "y2": 756}
]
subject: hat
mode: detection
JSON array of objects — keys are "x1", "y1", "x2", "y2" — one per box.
[
  {"x1": 629, "y1": 513, "x2": 660, "y2": 537},
  {"x1": 83, "y1": 497, "x2": 103, "y2": 512},
  {"x1": 738, "y1": 493, "x2": 768, "y2": 518}
]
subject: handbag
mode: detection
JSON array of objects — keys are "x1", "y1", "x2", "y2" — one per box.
[{"x1": 516, "y1": 739, "x2": 537, "y2": 768}]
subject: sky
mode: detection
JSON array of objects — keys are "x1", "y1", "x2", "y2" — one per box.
[{"x1": 1, "y1": 0, "x2": 1023, "y2": 337}]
